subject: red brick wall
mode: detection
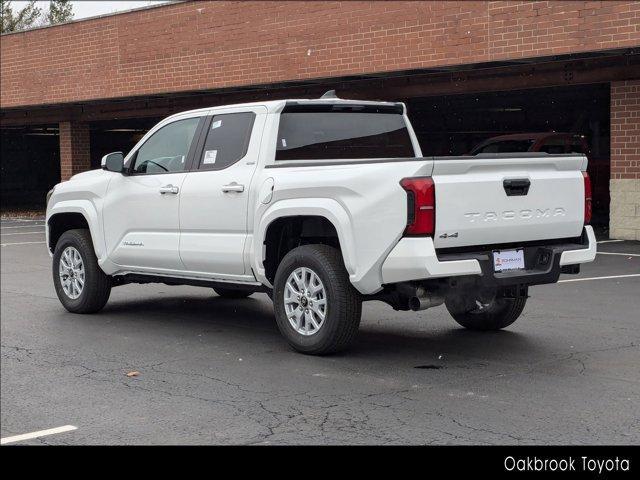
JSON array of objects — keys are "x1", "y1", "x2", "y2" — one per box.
[
  {"x1": 59, "y1": 122, "x2": 90, "y2": 180},
  {"x1": 1, "y1": 1, "x2": 639, "y2": 108},
  {"x1": 611, "y1": 80, "x2": 640, "y2": 180}
]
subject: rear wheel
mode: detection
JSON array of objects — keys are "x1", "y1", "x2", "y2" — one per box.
[
  {"x1": 273, "y1": 244, "x2": 361, "y2": 355},
  {"x1": 445, "y1": 287, "x2": 527, "y2": 331},
  {"x1": 213, "y1": 287, "x2": 254, "y2": 299},
  {"x1": 53, "y1": 229, "x2": 112, "y2": 313}
]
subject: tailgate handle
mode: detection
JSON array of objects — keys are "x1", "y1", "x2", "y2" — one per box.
[{"x1": 503, "y1": 178, "x2": 530, "y2": 196}]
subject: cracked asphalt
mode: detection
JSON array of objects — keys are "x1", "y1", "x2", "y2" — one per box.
[{"x1": 1, "y1": 218, "x2": 639, "y2": 445}]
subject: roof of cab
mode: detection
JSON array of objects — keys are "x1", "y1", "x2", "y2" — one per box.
[{"x1": 164, "y1": 97, "x2": 404, "y2": 121}]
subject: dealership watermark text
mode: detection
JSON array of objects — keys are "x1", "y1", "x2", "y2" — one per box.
[{"x1": 505, "y1": 456, "x2": 630, "y2": 474}]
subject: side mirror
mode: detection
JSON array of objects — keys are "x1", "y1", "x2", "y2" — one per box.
[{"x1": 101, "y1": 152, "x2": 124, "y2": 173}]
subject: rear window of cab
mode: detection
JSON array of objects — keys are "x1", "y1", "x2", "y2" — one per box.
[{"x1": 276, "y1": 104, "x2": 415, "y2": 161}]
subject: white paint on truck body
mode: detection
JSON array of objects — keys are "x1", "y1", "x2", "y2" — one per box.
[{"x1": 46, "y1": 97, "x2": 596, "y2": 295}]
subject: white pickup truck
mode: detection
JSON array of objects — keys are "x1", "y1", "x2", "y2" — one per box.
[{"x1": 46, "y1": 93, "x2": 596, "y2": 354}]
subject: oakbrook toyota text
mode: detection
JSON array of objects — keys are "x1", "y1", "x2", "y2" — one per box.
[
  {"x1": 45, "y1": 93, "x2": 596, "y2": 355},
  {"x1": 504, "y1": 456, "x2": 631, "y2": 474}
]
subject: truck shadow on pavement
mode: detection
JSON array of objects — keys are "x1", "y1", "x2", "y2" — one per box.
[
  {"x1": 353, "y1": 328, "x2": 540, "y2": 363},
  {"x1": 103, "y1": 293, "x2": 279, "y2": 331},
  {"x1": 97, "y1": 293, "x2": 543, "y2": 361}
]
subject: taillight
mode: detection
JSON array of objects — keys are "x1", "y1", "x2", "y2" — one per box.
[
  {"x1": 582, "y1": 171, "x2": 592, "y2": 225},
  {"x1": 400, "y1": 177, "x2": 435, "y2": 236}
]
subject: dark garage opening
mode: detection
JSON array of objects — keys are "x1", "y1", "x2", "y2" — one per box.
[
  {"x1": 89, "y1": 117, "x2": 162, "y2": 169},
  {"x1": 0, "y1": 118, "x2": 162, "y2": 212},
  {"x1": 0, "y1": 84, "x2": 612, "y2": 226},
  {"x1": 406, "y1": 83, "x2": 610, "y2": 227},
  {"x1": 1, "y1": 125, "x2": 60, "y2": 212}
]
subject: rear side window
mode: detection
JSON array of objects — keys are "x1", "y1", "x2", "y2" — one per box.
[
  {"x1": 198, "y1": 112, "x2": 256, "y2": 170},
  {"x1": 567, "y1": 142, "x2": 585, "y2": 154},
  {"x1": 276, "y1": 106, "x2": 414, "y2": 160},
  {"x1": 474, "y1": 140, "x2": 535, "y2": 154},
  {"x1": 539, "y1": 138, "x2": 567, "y2": 155},
  {"x1": 539, "y1": 144, "x2": 565, "y2": 154}
]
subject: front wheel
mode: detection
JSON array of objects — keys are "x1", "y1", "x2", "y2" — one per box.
[
  {"x1": 273, "y1": 244, "x2": 362, "y2": 355},
  {"x1": 53, "y1": 229, "x2": 112, "y2": 314},
  {"x1": 445, "y1": 287, "x2": 527, "y2": 331}
]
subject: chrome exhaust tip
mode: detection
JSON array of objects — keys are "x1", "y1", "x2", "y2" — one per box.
[{"x1": 408, "y1": 289, "x2": 444, "y2": 311}]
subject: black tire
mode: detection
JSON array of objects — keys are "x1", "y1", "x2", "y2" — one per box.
[
  {"x1": 213, "y1": 287, "x2": 254, "y2": 299},
  {"x1": 273, "y1": 244, "x2": 361, "y2": 355},
  {"x1": 445, "y1": 288, "x2": 527, "y2": 331},
  {"x1": 52, "y1": 229, "x2": 112, "y2": 314}
]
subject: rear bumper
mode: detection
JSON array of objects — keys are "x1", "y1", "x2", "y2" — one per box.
[
  {"x1": 381, "y1": 225, "x2": 596, "y2": 287},
  {"x1": 558, "y1": 225, "x2": 597, "y2": 266}
]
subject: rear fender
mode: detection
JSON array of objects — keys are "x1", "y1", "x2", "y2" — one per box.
[{"x1": 252, "y1": 198, "x2": 356, "y2": 288}]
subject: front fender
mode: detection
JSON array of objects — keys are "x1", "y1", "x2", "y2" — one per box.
[
  {"x1": 252, "y1": 198, "x2": 356, "y2": 288},
  {"x1": 46, "y1": 200, "x2": 106, "y2": 262}
]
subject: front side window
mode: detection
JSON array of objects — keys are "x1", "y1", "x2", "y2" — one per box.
[
  {"x1": 132, "y1": 117, "x2": 200, "y2": 174},
  {"x1": 198, "y1": 112, "x2": 256, "y2": 170},
  {"x1": 276, "y1": 105, "x2": 414, "y2": 161}
]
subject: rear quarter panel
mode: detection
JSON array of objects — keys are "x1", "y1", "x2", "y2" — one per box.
[{"x1": 251, "y1": 160, "x2": 434, "y2": 294}]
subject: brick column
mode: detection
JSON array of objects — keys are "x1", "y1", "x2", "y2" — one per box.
[
  {"x1": 609, "y1": 80, "x2": 640, "y2": 240},
  {"x1": 59, "y1": 121, "x2": 90, "y2": 181}
]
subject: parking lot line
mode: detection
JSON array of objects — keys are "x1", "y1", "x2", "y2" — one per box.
[
  {"x1": 0, "y1": 219, "x2": 44, "y2": 223},
  {"x1": 0, "y1": 425, "x2": 77, "y2": 445},
  {"x1": 596, "y1": 252, "x2": 640, "y2": 257},
  {"x1": 0, "y1": 225, "x2": 45, "y2": 229},
  {"x1": 0, "y1": 241, "x2": 46, "y2": 247},
  {"x1": 559, "y1": 273, "x2": 640, "y2": 283}
]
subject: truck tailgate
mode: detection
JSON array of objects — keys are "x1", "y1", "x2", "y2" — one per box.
[{"x1": 432, "y1": 154, "x2": 587, "y2": 249}]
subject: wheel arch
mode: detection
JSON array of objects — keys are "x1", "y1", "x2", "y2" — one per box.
[
  {"x1": 253, "y1": 199, "x2": 356, "y2": 287},
  {"x1": 46, "y1": 201, "x2": 104, "y2": 260}
]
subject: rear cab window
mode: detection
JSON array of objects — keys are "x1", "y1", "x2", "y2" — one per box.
[{"x1": 276, "y1": 103, "x2": 415, "y2": 161}]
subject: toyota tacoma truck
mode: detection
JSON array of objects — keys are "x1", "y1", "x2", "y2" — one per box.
[{"x1": 46, "y1": 93, "x2": 597, "y2": 355}]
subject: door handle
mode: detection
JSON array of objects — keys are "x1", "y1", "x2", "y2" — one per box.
[
  {"x1": 159, "y1": 184, "x2": 179, "y2": 195},
  {"x1": 222, "y1": 182, "x2": 244, "y2": 193}
]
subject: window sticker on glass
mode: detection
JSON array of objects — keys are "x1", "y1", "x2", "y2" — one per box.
[
  {"x1": 281, "y1": 138, "x2": 287, "y2": 147},
  {"x1": 203, "y1": 150, "x2": 218, "y2": 165},
  {"x1": 211, "y1": 120, "x2": 223, "y2": 130}
]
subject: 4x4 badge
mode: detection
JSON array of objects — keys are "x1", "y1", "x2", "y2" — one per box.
[{"x1": 439, "y1": 232, "x2": 458, "y2": 239}]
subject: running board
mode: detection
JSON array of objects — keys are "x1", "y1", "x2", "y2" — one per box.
[{"x1": 112, "y1": 272, "x2": 266, "y2": 292}]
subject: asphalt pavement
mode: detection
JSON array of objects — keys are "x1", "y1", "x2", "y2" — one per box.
[{"x1": 1, "y1": 217, "x2": 639, "y2": 445}]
